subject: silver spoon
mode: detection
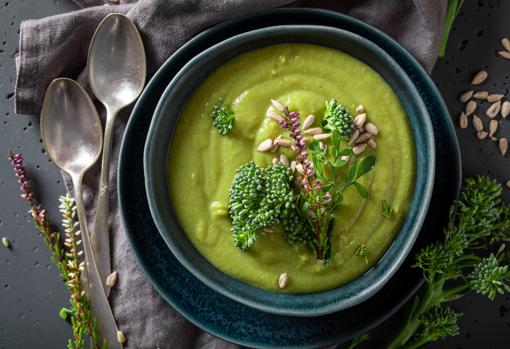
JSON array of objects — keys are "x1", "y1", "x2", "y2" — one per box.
[
  {"x1": 41, "y1": 78, "x2": 123, "y2": 349},
  {"x1": 88, "y1": 13, "x2": 146, "y2": 293}
]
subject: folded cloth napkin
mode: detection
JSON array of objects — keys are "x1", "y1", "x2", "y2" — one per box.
[{"x1": 15, "y1": 0, "x2": 446, "y2": 348}]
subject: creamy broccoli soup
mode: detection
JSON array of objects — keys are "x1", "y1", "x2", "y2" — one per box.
[{"x1": 168, "y1": 43, "x2": 415, "y2": 293}]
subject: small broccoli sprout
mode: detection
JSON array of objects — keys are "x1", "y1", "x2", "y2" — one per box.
[
  {"x1": 323, "y1": 99, "x2": 353, "y2": 140},
  {"x1": 210, "y1": 101, "x2": 235, "y2": 135},
  {"x1": 469, "y1": 254, "x2": 510, "y2": 300},
  {"x1": 228, "y1": 161, "x2": 294, "y2": 251},
  {"x1": 415, "y1": 305, "x2": 460, "y2": 342}
]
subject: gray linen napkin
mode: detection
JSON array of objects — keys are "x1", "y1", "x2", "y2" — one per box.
[{"x1": 14, "y1": 1, "x2": 446, "y2": 348}]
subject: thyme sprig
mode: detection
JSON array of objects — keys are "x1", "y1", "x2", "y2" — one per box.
[{"x1": 8, "y1": 151, "x2": 105, "y2": 349}]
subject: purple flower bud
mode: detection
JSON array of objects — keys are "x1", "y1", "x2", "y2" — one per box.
[
  {"x1": 314, "y1": 181, "x2": 323, "y2": 190},
  {"x1": 289, "y1": 111, "x2": 300, "y2": 118},
  {"x1": 300, "y1": 151, "x2": 308, "y2": 158}
]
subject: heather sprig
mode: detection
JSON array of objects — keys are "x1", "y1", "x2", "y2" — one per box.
[{"x1": 8, "y1": 151, "x2": 105, "y2": 349}]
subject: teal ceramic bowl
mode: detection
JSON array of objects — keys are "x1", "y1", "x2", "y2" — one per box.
[{"x1": 144, "y1": 25, "x2": 435, "y2": 316}]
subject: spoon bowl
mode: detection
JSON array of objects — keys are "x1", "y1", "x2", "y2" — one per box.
[
  {"x1": 41, "y1": 78, "x2": 102, "y2": 175},
  {"x1": 88, "y1": 13, "x2": 146, "y2": 110}
]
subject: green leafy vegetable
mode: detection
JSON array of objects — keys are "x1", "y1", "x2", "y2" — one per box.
[
  {"x1": 322, "y1": 99, "x2": 353, "y2": 140},
  {"x1": 210, "y1": 102, "x2": 235, "y2": 135},
  {"x1": 355, "y1": 243, "x2": 368, "y2": 264},
  {"x1": 349, "y1": 175, "x2": 510, "y2": 349},
  {"x1": 382, "y1": 200, "x2": 393, "y2": 218},
  {"x1": 228, "y1": 161, "x2": 294, "y2": 250}
]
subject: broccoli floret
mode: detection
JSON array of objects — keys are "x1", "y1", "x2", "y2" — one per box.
[
  {"x1": 228, "y1": 162, "x2": 294, "y2": 251},
  {"x1": 469, "y1": 254, "x2": 510, "y2": 300},
  {"x1": 210, "y1": 102, "x2": 235, "y2": 135},
  {"x1": 283, "y1": 209, "x2": 311, "y2": 245},
  {"x1": 322, "y1": 99, "x2": 353, "y2": 140},
  {"x1": 414, "y1": 305, "x2": 460, "y2": 343}
]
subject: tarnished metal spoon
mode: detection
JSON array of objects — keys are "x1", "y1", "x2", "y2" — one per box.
[
  {"x1": 41, "y1": 78, "x2": 123, "y2": 349},
  {"x1": 88, "y1": 13, "x2": 146, "y2": 293}
]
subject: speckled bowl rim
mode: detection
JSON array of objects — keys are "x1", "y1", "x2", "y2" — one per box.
[{"x1": 144, "y1": 25, "x2": 435, "y2": 316}]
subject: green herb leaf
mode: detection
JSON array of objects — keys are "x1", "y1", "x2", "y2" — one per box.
[
  {"x1": 354, "y1": 182, "x2": 368, "y2": 198},
  {"x1": 355, "y1": 243, "x2": 369, "y2": 264},
  {"x1": 381, "y1": 200, "x2": 393, "y2": 218}
]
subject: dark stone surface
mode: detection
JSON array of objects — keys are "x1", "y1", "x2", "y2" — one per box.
[{"x1": 0, "y1": 0, "x2": 508, "y2": 348}]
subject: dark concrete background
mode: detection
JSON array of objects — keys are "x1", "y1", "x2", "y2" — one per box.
[{"x1": 0, "y1": 0, "x2": 509, "y2": 348}]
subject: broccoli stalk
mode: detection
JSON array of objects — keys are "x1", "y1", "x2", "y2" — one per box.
[{"x1": 349, "y1": 176, "x2": 510, "y2": 349}]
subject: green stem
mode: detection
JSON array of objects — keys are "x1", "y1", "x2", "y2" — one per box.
[
  {"x1": 439, "y1": 282, "x2": 471, "y2": 302},
  {"x1": 439, "y1": 0, "x2": 464, "y2": 57}
]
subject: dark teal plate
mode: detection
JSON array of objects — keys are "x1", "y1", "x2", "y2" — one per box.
[{"x1": 118, "y1": 8, "x2": 461, "y2": 348}]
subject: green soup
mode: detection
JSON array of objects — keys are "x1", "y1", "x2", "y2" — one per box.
[{"x1": 168, "y1": 43, "x2": 415, "y2": 293}]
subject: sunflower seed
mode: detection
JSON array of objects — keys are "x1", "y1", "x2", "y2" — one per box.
[
  {"x1": 313, "y1": 133, "x2": 332, "y2": 140},
  {"x1": 486, "y1": 101, "x2": 502, "y2": 118},
  {"x1": 355, "y1": 132, "x2": 373, "y2": 144},
  {"x1": 473, "y1": 91, "x2": 489, "y2": 100},
  {"x1": 354, "y1": 113, "x2": 367, "y2": 129},
  {"x1": 352, "y1": 143, "x2": 367, "y2": 155},
  {"x1": 459, "y1": 90, "x2": 474, "y2": 103},
  {"x1": 319, "y1": 141, "x2": 326, "y2": 150},
  {"x1": 465, "y1": 100, "x2": 477, "y2": 116},
  {"x1": 270, "y1": 144, "x2": 279, "y2": 153},
  {"x1": 471, "y1": 70, "x2": 488, "y2": 85},
  {"x1": 458, "y1": 112, "x2": 468, "y2": 128},
  {"x1": 278, "y1": 273, "x2": 288, "y2": 289},
  {"x1": 303, "y1": 127, "x2": 323, "y2": 135},
  {"x1": 267, "y1": 111, "x2": 284, "y2": 123},
  {"x1": 502, "y1": 101, "x2": 510, "y2": 118},
  {"x1": 275, "y1": 138, "x2": 291, "y2": 147},
  {"x1": 272, "y1": 157, "x2": 279, "y2": 165},
  {"x1": 271, "y1": 99, "x2": 286, "y2": 112},
  {"x1": 477, "y1": 131, "x2": 489, "y2": 140},
  {"x1": 279, "y1": 154, "x2": 290, "y2": 167},
  {"x1": 502, "y1": 37, "x2": 510, "y2": 52},
  {"x1": 506, "y1": 180, "x2": 510, "y2": 189},
  {"x1": 367, "y1": 138, "x2": 377, "y2": 149},
  {"x1": 348, "y1": 129, "x2": 360, "y2": 145},
  {"x1": 472, "y1": 115, "x2": 483, "y2": 131},
  {"x1": 257, "y1": 139, "x2": 273, "y2": 152},
  {"x1": 489, "y1": 120, "x2": 499, "y2": 137},
  {"x1": 295, "y1": 163, "x2": 305, "y2": 174},
  {"x1": 290, "y1": 161, "x2": 297, "y2": 172},
  {"x1": 498, "y1": 51, "x2": 510, "y2": 60},
  {"x1": 499, "y1": 138, "x2": 508, "y2": 156},
  {"x1": 355, "y1": 105, "x2": 365, "y2": 113},
  {"x1": 116, "y1": 331, "x2": 126, "y2": 344},
  {"x1": 106, "y1": 271, "x2": 118, "y2": 288},
  {"x1": 365, "y1": 122, "x2": 379, "y2": 135},
  {"x1": 487, "y1": 94, "x2": 504, "y2": 103},
  {"x1": 302, "y1": 114, "x2": 315, "y2": 130}
]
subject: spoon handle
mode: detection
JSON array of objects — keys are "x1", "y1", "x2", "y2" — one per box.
[
  {"x1": 92, "y1": 108, "x2": 116, "y2": 295},
  {"x1": 73, "y1": 175, "x2": 122, "y2": 349}
]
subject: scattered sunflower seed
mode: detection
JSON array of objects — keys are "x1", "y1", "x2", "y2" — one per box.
[
  {"x1": 116, "y1": 330, "x2": 127, "y2": 344},
  {"x1": 355, "y1": 132, "x2": 373, "y2": 144},
  {"x1": 272, "y1": 157, "x2": 279, "y2": 165},
  {"x1": 365, "y1": 122, "x2": 379, "y2": 136},
  {"x1": 502, "y1": 101, "x2": 510, "y2": 118},
  {"x1": 477, "y1": 130, "x2": 489, "y2": 140},
  {"x1": 498, "y1": 51, "x2": 510, "y2": 60},
  {"x1": 471, "y1": 70, "x2": 488, "y2": 85},
  {"x1": 2, "y1": 237, "x2": 10, "y2": 248},
  {"x1": 506, "y1": 180, "x2": 510, "y2": 189},
  {"x1": 313, "y1": 133, "x2": 332, "y2": 140},
  {"x1": 354, "y1": 113, "x2": 367, "y2": 129},
  {"x1": 465, "y1": 100, "x2": 477, "y2": 116},
  {"x1": 459, "y1": 112, "x2": 468, "y2": 129},
  {"x1": 302, "y1": 114, "x2": 315, "y2": 130},
  {"x1": 106, "y1": 271, "x2": 118, "y2": 288},
  {"x1": 473, "y1": 91, "x2": 489, "y2": 100},
  {"x1": 278, "y1": 273, "x2": 288, "y2": 289},
  {"x1": 355, "y1": 105, "x2": 365, "y2": 113},
  {"x1": 459, "y1": 90, "x2": 474, "y2": 103},
  {"x1": 348, "y1": 129, "x2": 360, "y2": 145},
  {"x1": 279, "y1": 154, "x2": 290, "y2": 167},
  {"x1": 267, "y1": 111, "x2": 284, "y2": 123},
  {"x1": 295, "y1": 163, "x2": 305, "y2": 174},
  {"x1": 367, "y1": 138, "x2": 377, "y2": 149},
  {"x1": 319, "y1": 141, "x2": 326, "y2": 150},
  {"x1": 499, "y1": 138, "x2": 508, "y2": 156},
  {"x1": 472, "y1": 115, "x2": 484, "y2": 131},
  {"x1": 275, "y1": 138, "x2": 291, "y2": 147},
  {"x1": 303, "y1": 127, "x2": 323, "y2": 135},
  {"x1": 352, "y1": 143, "x2": 367, "y2": 155},
  {"x1": 290, "y1": 161, "x2": 297, "y2": 172},
  {"x1": 502, "y1": 37, "x2": 510, "y2": 52},
  {"x1": 486, "y1": 101, "x2": 502, "y2": 118},
  {"x1": 489, "y1": 120, "x2": 499, "y2": 137},
  {"x1": 257, "y1": 139, "x2": 273, "y2": 152},
  {"x1": 487, "y1": 94, "x2": 504, "y2": 103}
]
